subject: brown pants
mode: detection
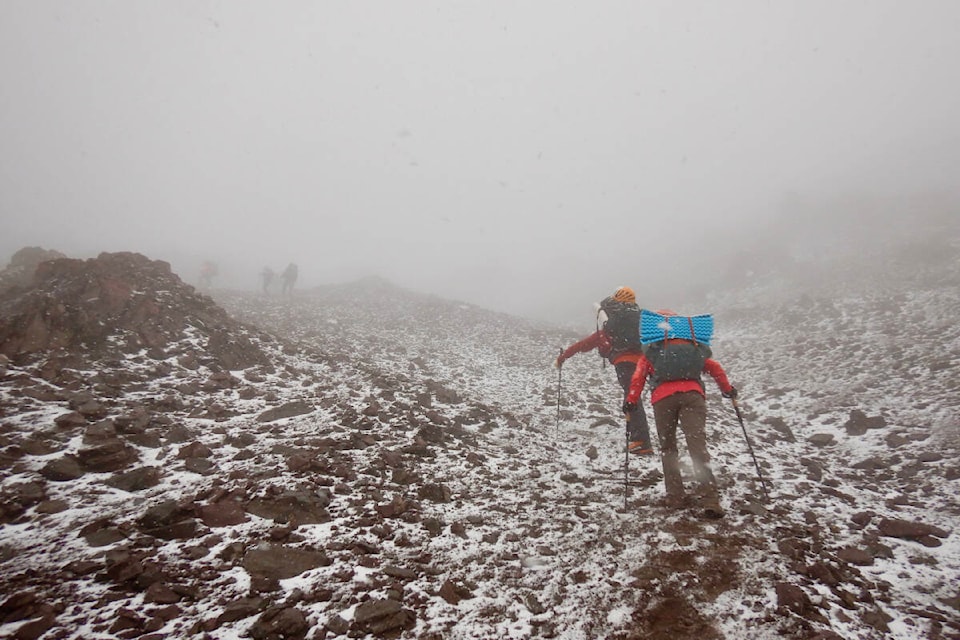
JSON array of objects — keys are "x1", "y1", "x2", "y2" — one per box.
[{"x1": 652, "y1": 391, "x2": 718, "y2": 503}]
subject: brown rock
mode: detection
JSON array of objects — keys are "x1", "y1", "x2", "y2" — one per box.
[
  {"x1": 418, "y1": 483, "x2": 452, "y2": 503},
  {"x1": 0, "y1": 251, "x2": 268, "y2": 370},
  {"x1": 245, "y1": 490, "x2": 330, "y2": 525},
  {"x1": 248, "y1": 607, "x2": 310, "y2": 640},
  {"x1": 39, "y1": 456, "x2": 84, "y2": 482},
  {"x1": 108, "y1": 608, "x2": 144, "y2": 634},
  {"x1": 807, "y1": 562, "x2": 840, "y2": 586},
  {"x1": 809, "y1": 630, "x2": 845, "y2": 639},
  {"x1": 217, "y1": 597, "x2": 267, "y2": 624},
  {"x1": 383, "y1": 565, "x2": 418, "y2": 580},
  {"x1": 177, "y1": 441, "x2": 213, "y2": 459},
  {"x1": 439, "y1": 579, "x2": 474, "y2": 605},
  {"x1": 325, "y1": 615, "x2": 350, "y2": 635},
  {"x1": 808, "y1": 433, "x2": 835, "y2": 448},
  {"x1": 206, "y1": 330, "x2": 269, "y2": 371},
  {"x1": 76, "y1": 440, "x2": 139, "y2": 472},
  {"x1": 353, "y1": 598, "x2": 416, "y2": 635},
  {"x1": 105, "y1": 467, "x2": 161, "y2": 492},
  {"x1": 198, "y1": 500, "x2": 248, "y2": 528},
  {"x1": 54, "y1": 412, "x2": 88, "y2": 429},
  {"x1": 80, "y1": 520, "x2": 126, "y2": 547},
  {"x1": 376, "y1": 495, "x2": 411, "y2": 519},
  {"x1": 241, "y1": 545, "x2": 330, "y2": 581},
  {"x1": 362, "y1": 400, "x2": 381, "y2": 417},
  {"x1": 850, "y1": 512, "x2": 874, "y2": 528},
  {"x1": 144, "y1": 583, "x2": 181, "y2": 605},
  {"x1": 35, "y1": 499, "x2": 69, "y2": 514},
  {"x1": 12, "y1": 613, "x2": 56, "y2": 640},
  {"x1": 837, "y1": 546, "x2": 875, "y2": 566},
  {"x1": 775, "y1": 582, "x2": 812, "y2": 615},
  {"x1": 83, "y1": 419, "x2": 117, "y2": 443},
  {"x1": 256, "y1": 401, "x2": 313, "y2": 423},
  {"x1": 184, "y1": 458, "x2": 216, "y2": 475},
  {"x1": 76, "y1": 400, "x2": 107, "y2": 420},
  {"x1": 0, "y1": 591, "x2": 42, "y2": 623},
  {"x1": 877, "y1": 517, "x2": 949, "y2": 541},
  {"x1": 0, "y1": 246, "x2": 66, "y2": 293},
  {"x1": 884, "y1": 433, "x2": 910, "y2": 449},
  {"x1": 104, "y1": 550, "x2": 145, "y2": 584},
  {"x1": 777, "y1": 538, "x2": 809, "y2": 560},
  {"x1": 844, "y1": 410, "x2": 886, "y2": 435},
  {"x1": 137, "y1": 500, "x2": 198, "y2": 540},
  {"x1": 861, "y1": 608, "x2": 892, "y2": 634}
]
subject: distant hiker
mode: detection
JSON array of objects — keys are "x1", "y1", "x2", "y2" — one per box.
[
  {"x1": 555, "y1": 286, "x2": 653, "y2": 454},
  {"x1": 260, "y1": 266, "x2": 276, "y2": 294},
  {"x1": 281, "y1": 263, "x2": 298, "y2": 295},
  {"x1": 198, "y1": 261, "x2": 218, "y2": 289},
  {"x1": 623, "y1": 310, "x2": 737, "y2": 519}
]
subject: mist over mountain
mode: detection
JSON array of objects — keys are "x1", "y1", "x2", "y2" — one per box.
[{"x1": 2, "y1": 4, "x2": 960, "y2": 635}]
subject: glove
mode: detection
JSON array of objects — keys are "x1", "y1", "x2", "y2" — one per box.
[
  {"x1": 622, "y1": 401, "x2": 637, "y2": 413},
  {"x1": 722, "y1": 387, "x2": 738, "y2": 400},
  {"x1": 553, "y1": 357, "x2": 563, "y2": 369}
]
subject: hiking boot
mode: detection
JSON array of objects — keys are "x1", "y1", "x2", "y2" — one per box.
[
  {"x1": 628, "y1": 441, "x2": 654, "y2": 455},
  {"x1": 663, "y1": 493, "x2": 689, "y2": 509},
  {"x1": 699, "y1": 499, "x2": 725, "y2": 519}
]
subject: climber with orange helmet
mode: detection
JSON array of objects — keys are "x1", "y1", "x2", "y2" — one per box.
[{"x1": 555, "y1": 286, "x2": 653, "y2": 454}]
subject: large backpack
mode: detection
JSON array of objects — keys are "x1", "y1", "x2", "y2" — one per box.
[
  {"x1": 644, "y1": 340, "x2": 713, "y2": 388},
  {"x1": 639, "y1": 309, "x2": 714, "y2": 388},
  {"x1": 597, "y1": 297, "x2": 642, "y2": 362}
]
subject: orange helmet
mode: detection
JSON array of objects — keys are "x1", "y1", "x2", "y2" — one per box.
[{"x1": 612, "y1": 286, "x2": 635, "y2": 304}]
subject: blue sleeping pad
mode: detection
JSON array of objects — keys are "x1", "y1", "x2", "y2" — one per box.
[{"x1": 640, "y1": 309, "x2": 714, "y2": 345}]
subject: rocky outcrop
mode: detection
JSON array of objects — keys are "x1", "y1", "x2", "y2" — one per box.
[
  {"x1": 0, "y1": 246, "x2": 66, "y2": 293},
  {"x1": 0, "y1": 251, "x2": 269, "y2": 370}
]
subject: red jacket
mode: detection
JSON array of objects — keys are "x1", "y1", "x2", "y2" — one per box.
[
  {"x1": 559, "y1": 330, "x2": 644, "y2": 366},
  {"x1": 626, "y1": 353, "x2": 733, "y2": 405}
]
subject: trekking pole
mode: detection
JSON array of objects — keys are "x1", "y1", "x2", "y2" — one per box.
[
  {"x1": 731, "y1": 398, "x2": 770, "y2": 502},
  {"x1": 555, "y1": 349, "x2": 563, "y2": 432},
  {"x1": 623, "y1": 414, "x2": 630, "y2": 510}
]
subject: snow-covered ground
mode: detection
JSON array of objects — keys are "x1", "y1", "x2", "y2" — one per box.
[{"x1": 1, "y1": 252, "x2": 958, "y2": 639}]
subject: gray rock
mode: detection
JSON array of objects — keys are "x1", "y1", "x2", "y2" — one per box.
[{"x1": 808, "y1": 433, "x2": 835, "y2": 448}]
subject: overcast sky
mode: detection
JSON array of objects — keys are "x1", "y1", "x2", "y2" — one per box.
[{"x1": 2, "y1": 1, "x2": 958, "y2": 323}]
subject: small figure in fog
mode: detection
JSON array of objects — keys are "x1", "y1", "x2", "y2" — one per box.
[
  {"x1": 260, "y1": 266, "x2": 276, "y2": 294},
  {"x1": 281, "y1": 263, "x2": 298, "y2": 295},
  {"x1": 198, "y1": 261, "x2": 218, "y2": 290}
]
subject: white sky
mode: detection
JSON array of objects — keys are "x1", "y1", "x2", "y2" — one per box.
[{"x1": 2, "y1": 1, "x2": 958, "y2": 322}]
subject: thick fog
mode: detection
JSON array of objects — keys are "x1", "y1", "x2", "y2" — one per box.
[{"x1": 2, "y1": 1, "x2": 958, "y2": 323}]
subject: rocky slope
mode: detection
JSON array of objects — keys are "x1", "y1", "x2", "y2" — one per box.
[{"x1": 0, "y1": 249, "x2": 957, "y2": 640}]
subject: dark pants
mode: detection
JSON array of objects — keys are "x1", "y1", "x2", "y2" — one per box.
[
  {"x1": 652, "y1": 391, "x2": 718, "y2": 504},
  {"x1": 615, "y1": 362, "x2": 651, "y2": 446}
]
